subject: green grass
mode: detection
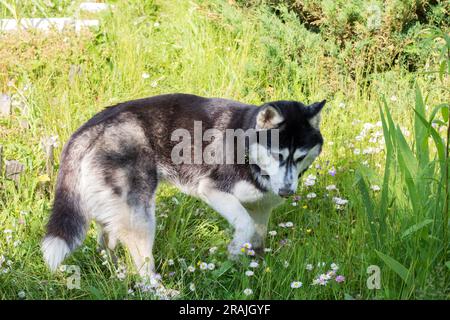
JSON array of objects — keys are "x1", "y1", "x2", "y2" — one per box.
[{"x1": 0, "y1": 0, "x2": 449, "y2": 299}]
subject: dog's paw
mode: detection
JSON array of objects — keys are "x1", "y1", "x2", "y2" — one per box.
[{"x1": 227, "y1": 241, "x2": 245, "y2": 258}]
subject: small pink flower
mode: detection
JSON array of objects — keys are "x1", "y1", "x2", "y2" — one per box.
[{"x1": 335, "y1": 275, "x2": 345, "y2": 283}]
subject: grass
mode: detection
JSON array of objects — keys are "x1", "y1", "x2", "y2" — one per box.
[{"x1": 0, "y1": 0, "x2": 449, "y2": 299}]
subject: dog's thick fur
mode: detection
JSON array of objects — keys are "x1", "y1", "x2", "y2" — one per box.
[{"x1": 42, "y1": 93, "x2": 325, "y2": 279}]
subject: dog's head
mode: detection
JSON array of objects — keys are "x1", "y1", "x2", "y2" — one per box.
[{"x1": 249, "y1": 100, "x2": 325, "y2": 197}]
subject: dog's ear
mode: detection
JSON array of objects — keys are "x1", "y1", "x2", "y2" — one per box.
[
  {"x1": 305, "y1": 100, "x2": 326, "y2": 129},
  {"x1": 256, "y1": 105, "x2": 284, "y2": 130}
]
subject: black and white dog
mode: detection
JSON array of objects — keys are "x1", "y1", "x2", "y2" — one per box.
[{"x1": 42, "y1": 93, "x2": 325, "y2": 280}]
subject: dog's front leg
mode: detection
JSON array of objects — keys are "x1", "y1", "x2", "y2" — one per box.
[
  {"x1": 198, "y1": 180, "x2": 256, "y2": 258},
  {"x1": 246, "y1": 207, "x2": 271, "y2": 252}
]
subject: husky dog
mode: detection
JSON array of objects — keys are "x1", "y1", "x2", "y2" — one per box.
[{"x1": 42, "y1": 93, "x2": 325, "y2": 280}]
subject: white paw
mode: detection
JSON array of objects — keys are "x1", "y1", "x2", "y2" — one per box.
[{"x1": 227, "y1": 241, "x2": 243, "y2": 258}]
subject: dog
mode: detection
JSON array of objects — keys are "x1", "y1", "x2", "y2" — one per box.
[{"x1": 42, "y1": 93, "x2": 325, "y2": 281}]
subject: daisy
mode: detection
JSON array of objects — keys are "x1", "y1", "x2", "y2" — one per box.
[
  {"x1": 268, "y1": 230, "x2": 277, "y2": 236},
  {"x1": 326, "y1": 185, "x2": 337, "y2": 191},
  {"x1": 306, "y1": 192, "x2": 317, "y2": 199},
  {"x1": 187, "y1": 265, "x2": 195, "y2": 273},
  {"x1": 304, "y1": 174, "x2": 317, "y2": 186},
  {"x1": 199, "y1": 262, "x2": 208, "y2": 270},
  {"x1": 209, "y1": 246, "x2": 218, "y2": 254},
  {"x1": 242, "y1": 242, "x2": 252, "y2": 250},
  {"x1": 249, "y1": 261, "x2": 259, "y2": 268},
  {"x1": 245, "y1": 270, "x2": 254, "y2": 277},
  {"x1": 328, "y1": 168, "x2": 336, "y2": 176},
  {"x1": 330, "y1": 263, "x2": 339, "y2": 271},
  {"x1": 306, "y1": 264, "x2": 314, "y2": 271},
  {"x1": 290, "y1": 281, "x2": 303, "y2": 288},
  {"x1": 207, "y1": 263, "x2": 215, "y2": 270},
  {"x1": 285, "y1": 221, "x2": 294, "y2": 228},
  {"x1": 333, "y1": 197, "x2": 348, "y2": 206},
  {"x1": 371, "y1": 185, "x2": 381, "y2": 192},
  {"x1": 243, "y1": 288, "x2": 253, "y2": 296}
]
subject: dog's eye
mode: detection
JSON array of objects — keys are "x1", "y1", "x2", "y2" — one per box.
[{"x1": 295, "y1": 156, "x2": 305, "y2": 163}]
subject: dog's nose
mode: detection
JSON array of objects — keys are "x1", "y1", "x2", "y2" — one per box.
[{"x1": 278, "y1": 188, "x2": 294, "y2": 198}]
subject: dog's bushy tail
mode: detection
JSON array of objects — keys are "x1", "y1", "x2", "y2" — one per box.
[{"x1": 42, "y1": 181, "x2": 87, "y2": 272}]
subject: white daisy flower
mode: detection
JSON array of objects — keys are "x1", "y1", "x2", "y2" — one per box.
[
  {"x1": 209, "y1": 246, "x2": 218, "y2": 254},
  {"x1": 290, "y1": 281, "x2": 303, "y2": 288},
  {"x1": 371, "y1": 185, "x2": 381, "y2": 192},
  {"x1": 243, "y1": 288, "x2": 253, "y2": 296},
  {"x1": 242, "y1": 242, "x2": 252, "y2": 250},
  {"x1": 333, "y1": 197, "x2": 349, "y2": 206},
  {"x1": 187, "y1": 265, "x2": 195, "y2": 272},
  {"x1": 306, "y1": 192, "x2": 317, "y2": 199},
  {"x1": 285, "y1": 221, "x2": 294, "y2": 228}
]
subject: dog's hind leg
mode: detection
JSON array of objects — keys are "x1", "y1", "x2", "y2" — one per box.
[
  {"x1": 96, "y1": 223, "x2": 119, "y2": 264},
  {"x1": 118, "y1": 198, "x2": 156, "y2": 278}
]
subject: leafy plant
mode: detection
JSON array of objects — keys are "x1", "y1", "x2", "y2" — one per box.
[{"x1": 357, "y1": 26, "x2": 449, "y2": 298}]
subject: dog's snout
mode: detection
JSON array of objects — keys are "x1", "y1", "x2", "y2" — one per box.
[{"x1": 278, "y1": 188, "x2": 294, "y2": 198}]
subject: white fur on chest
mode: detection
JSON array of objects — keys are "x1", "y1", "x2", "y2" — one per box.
[{"x1": 232, "y1": 180, "x2": 284, "y2": 208}]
